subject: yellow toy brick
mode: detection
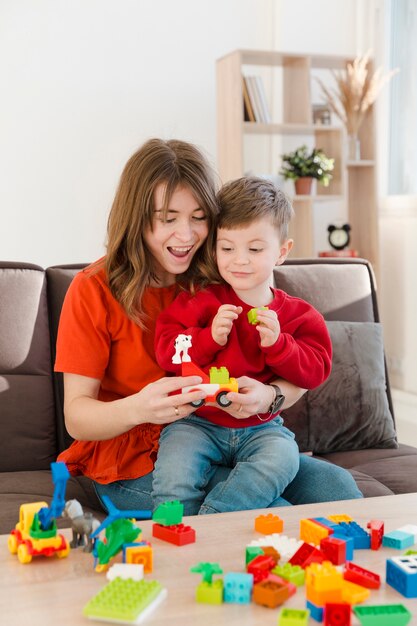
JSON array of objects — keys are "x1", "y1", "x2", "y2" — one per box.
[
  {"x1": 341, "y1": 579, "x2": 370, "y2": 604},
  {"x1": 300, "y1": 519, "x2": 330, "y2": 545},
  {"x1": 209, "y1": 366, "x2": 230, "y2": 384},
  {"x1": 254, "y1": 514, "x2": 283, "y2": 534},
  {"x1": 306, "y1": 561, "x2": 343, "y2": 592},
  {"x1": 327, "y1": 514, "x2": 353, "y2": 524}
]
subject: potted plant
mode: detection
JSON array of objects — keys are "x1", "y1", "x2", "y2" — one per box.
[{"x1": 279, "y1": 145, "x2": 335, "y2": 195}]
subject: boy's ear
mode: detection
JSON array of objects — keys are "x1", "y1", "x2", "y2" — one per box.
[{"x1": 276, "y1": 238, "x2": 293, "y2": 266}]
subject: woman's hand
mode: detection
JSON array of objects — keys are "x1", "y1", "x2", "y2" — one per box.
[{"x1": 223, "y1": 376, "x2": 306, "y2": 420}]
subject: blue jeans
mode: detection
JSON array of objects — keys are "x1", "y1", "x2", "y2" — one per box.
[
  {"x1": 152, "y1": 415, "x2": 299, "y2": 515},
  {"x1": 94, "y1": 449, "x2": 363, "y2": 513}
]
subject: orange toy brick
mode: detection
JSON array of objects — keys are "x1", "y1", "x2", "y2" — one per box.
[
  {"x1": 252, "y1": 580, "x2": 290, "y2": 608},
  {"x1": 152, "y1": 523, "x2": 196, "y2": 546},
  {"x1": 123, "y1": 542, "x2": 153, "y2": 573},
  {"x1": 254, "y1": 514, "x2": 283, "y2": 534}
]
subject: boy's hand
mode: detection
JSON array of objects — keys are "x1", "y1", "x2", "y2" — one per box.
[
  {"x1": 211, "y1": 304, "x2": 243, "y2": 346},
  {"x1": 255, "y1": 309, "x2": 280, "y2": 347}
]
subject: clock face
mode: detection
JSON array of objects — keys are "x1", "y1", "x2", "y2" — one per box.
[{"x1": 328, "y1": 225, "x2": 351, "y2": 250}]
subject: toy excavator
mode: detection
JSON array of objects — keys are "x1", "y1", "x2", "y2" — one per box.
[{"x1": 8, "y1": 462, "x2": 70, "y2": 564}]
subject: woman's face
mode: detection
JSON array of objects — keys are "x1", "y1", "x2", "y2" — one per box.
[{"x1": 144, "y1": 183, "x2": 209, "y2": 286}]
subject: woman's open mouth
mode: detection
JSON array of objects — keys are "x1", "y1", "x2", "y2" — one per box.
[{"x1": 168, "y1": 245, "x2": 194, "y2": 259}]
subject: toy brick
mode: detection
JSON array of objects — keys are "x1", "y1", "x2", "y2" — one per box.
[
  {"x1": 324, "y1": 602, "x2": 351, "y2": 626},
  {"x1": 313, "y1": 517, "x2": 339, "y2": 532},
  {"x1": 247, "y1": 554, "x2": 276, "y2": 583},
  {"x1": 289, "y1": 542, "x2": 324, "y2": 568},
  {"x1": 278, "y1": 608, "x2": 310, "y2": 626},
  {"x1": 254, "y1": 513, "x2": 283, "y2": 534},
  {"x1": 123, "y1": 543, "x2": 153, "y2": 572},
  {"x1": 83, "y1": 577, "x2": 166, "y2": 623},
  {"x1": 245, "y1": 545, "x2": 264, "y2": 565},
  {"x1": 337, "y1": 521, "x2": 370, "y2": 549},
  {"x1": 152, "y1": 522, "x2": 195, "y2": 546},
  {"x1": 195, "y1": 580, "x2": 223, "y2": 604},
  {"x1": 343, "y1": 561, "x2": 380, "y2": 589},
  {"x1": 252, "y1": 580, "x2": 289, "y2": 608},
  {"x1": 107, "y1": 563, "x2": 144, "y2": 582},
  {"x1": 300, "y1": 518, "x2": 331, "y2": 545},
  {"x1": 397, "y1": 524, "x2": 417, "y2": 541},
  {"x1": 248, "y1": 534, "x2": 302, "y2": 561},
  {"x1": 306, "y1": 562, "x2": 343, "y2": 593},
  {"x1": 331, "y1": 532, "x2": 354, "y2": 561},
  {"x1": 152, "y1": 500, "x2": 183, "y2": 526},
  {"x1": 383, "y1": 530, "x2": 415, "y2": 550},
  {"x1": 306, "y1": 599, "x2": 323, "y2": 622},
  {"x1": 340, "y1": 579, "x2": 370, "y2": 604},
  {"x1": 190, "y1": 562, "x2": 223, "y2": 584},
  {"x1": 353, "y1": 603, "x2": 412, "y2": 626},
  {"x1": 327, "y1": 515, "x2": 353, "y2": 524},
  {"x1": 209, "y1": 366, "x2": 230, "y2": 384},
  {"x1": 386, "y1": 556, "x2": 417, "y2": 598},
  {"x1": 247, "y1": 306, "x2": 268, "y2": 325},
  {"x1": 272, "y1": 562, "x2": 305, "y2": 586},
  {"x1": 260, "y1": 545, "x2": 280, "y2": 564},
  {"x1": 223, "y1": 572, "x2": 253, "y2": 603},
  {"x1": 320, "y1": 536, "x2": 346, "y2": 565},
  {"x1": 366, "y1": 519, "x2": 384, "y2": 550}
]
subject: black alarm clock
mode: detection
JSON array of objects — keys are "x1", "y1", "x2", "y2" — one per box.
[{"x1": 327, "y1": 224, "x2": 351, "y2": 251}]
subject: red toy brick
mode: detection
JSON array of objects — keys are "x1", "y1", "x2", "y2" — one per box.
[
  {"x1": 324, "y1": 602, "x2": 351, "y2": 626},
  {"x1": 247, "y1": 554, "x2": 276, "y2": 583},
  {"x1": 288, "y1": 542, "x2": 325, "y2": 568},
  {"x1": 343, "y1": 561, "x2": 381, "y2": 589},
  {"x1": 320, "y1": 536, "x2": 347, "y2": 565},
  {"x1": 152, "y1": 523, "x2": 196, "y2": 546},
  {"x1": 367, "y1": 519, "x2": 384, "y2": 550}
]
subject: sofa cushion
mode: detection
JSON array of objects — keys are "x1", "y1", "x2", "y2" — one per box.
[{"x1": 282, "y1": 321, "x2": 397, "y2": 454}]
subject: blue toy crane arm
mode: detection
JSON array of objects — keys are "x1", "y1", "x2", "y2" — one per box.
[
  {"x1": 90, "y1": 495, "x2": 152, "y2": 539},
  {"x1": 38, "y1": 462, "x2": 70, "y2": 530}
]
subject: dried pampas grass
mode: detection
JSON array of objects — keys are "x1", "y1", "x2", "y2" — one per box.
[{"x1": 316, "y1": 51, "x2": 399, "y2": 136}]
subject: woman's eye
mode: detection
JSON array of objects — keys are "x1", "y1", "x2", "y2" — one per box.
[
  {"x1": 192, "y1": 215, "x2": 207, "y2": 221},
  {"x1": 220, "y1": 247, "x2": 232, "y2": 252},
  {"x1": 250, "y1": 248, "x2": 262, "y2": 253}
]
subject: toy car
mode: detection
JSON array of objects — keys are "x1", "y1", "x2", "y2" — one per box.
[{"x1": 181, "y1": 361, "x2": 238, "y2": 408}]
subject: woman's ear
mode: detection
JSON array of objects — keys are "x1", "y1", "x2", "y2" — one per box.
[{"x1": 276, "y1": 238, "x2": 293, "y2": 266}]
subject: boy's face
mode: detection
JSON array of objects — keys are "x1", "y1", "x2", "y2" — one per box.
[{"x1": 216, "y1": 217, "x2": 292, "y2": 300}]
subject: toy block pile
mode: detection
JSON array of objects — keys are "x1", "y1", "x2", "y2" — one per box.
[{"x1": 190, "y1": 512, "x2": 415, "y2": 625}]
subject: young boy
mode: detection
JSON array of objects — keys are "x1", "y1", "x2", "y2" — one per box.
[{"x1": 153, "y1": 176, "x2": 332, "y2": 515}]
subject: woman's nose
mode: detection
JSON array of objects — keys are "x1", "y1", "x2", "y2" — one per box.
[{"x1": 174, "y1": 220, "x2": 193, "y2": 241}]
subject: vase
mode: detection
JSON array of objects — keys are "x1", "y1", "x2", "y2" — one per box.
[
  {"x1": 294, "y1": 177, "x2": 314, "y2": 195},
  {"x1": 347, "y1": 134, "x2": 361, "y2": 161}
]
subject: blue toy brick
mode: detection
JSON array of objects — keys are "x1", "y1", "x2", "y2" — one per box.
[
  {"x1": 313, "y1": 518, "x2": 339, "y2": 532},
  {"x1": 306, "y1": 599, "x2": 323, "y2": 622},
  {"x1": 337, "y1": 521, "x2": 370, "y2": 549},
  {"x1": 331, "y1": 532, "x2": 354, "y2": 561},
  {"x1": 383, "y1": 530, "x2": 415, "y2": 550},
  {"x1": 386, "y1": 556, "x2": 417, "y2": 598},
  {"x1": 223, "y1": 572, "x2": 253, "y2": 604}
]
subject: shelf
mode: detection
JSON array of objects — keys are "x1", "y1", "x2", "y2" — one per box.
[
  {"x1": 293, "y1": 195, "x2": 343, "y2": 202},
  {"x1": 224, "y1": 49, "x2": 351, "y2": 70},
  {"x1": 244, "y1": 122, "x2": 341, "y2": 135},
  {"x1": 347, "y1": 160, "x2": 375, "y2": 168}
]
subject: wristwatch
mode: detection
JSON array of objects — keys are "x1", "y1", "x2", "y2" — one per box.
[{"x1": 268, "y1": 384, "x2": 285, "y2": 414}]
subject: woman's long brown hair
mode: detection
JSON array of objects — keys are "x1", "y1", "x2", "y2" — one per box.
[{"x1": 102, "y1": 139, "x2": 219, "y2": 327}]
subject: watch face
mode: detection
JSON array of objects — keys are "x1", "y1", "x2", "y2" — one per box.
[{"x1": 329, "y1": 228, "x2": 350, "y2": 250}]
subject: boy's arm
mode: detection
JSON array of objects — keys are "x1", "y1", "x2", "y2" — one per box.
[
  {"x1": 155, "y1": 290, "x2": 224, "y2": 372},
  {"x1": 261, "y1": 307, "x2": 332, "y2": 389}
]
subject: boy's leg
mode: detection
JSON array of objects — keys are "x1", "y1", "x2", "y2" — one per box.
[
  {"x1": 199, "y1": 420, "x2": 299, "y2": 515},
  {"x1": 151, "y1": 415, "x2": 224, "y2": 516},
  {"x1": 279, "y1": 454, "x2": 363, "y2": 504}
]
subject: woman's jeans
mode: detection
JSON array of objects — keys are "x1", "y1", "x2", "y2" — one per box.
[
  {"x1": 152, "y1": 415, "x2": 300, "y2": 515},
  {"x1": 94, "y1": 450, "x2": 363, "y2": 515}
]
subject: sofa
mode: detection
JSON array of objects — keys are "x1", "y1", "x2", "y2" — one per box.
[{"x1": 1, "y1": 258, "x2": 417, "y2": 534}]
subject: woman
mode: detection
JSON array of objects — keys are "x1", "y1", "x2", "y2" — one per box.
[{"x1": 56, "y1": 138, "x2": 362, "y2": 510}]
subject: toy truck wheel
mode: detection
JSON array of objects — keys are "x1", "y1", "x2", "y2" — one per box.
[
  {"x1": 216, "y1": 391, "x2": 232, "y2": 407},
  {"x1": 7, "y1": 533, "x2": 18, "y2": 554},
  {"x1": 190, "y1": 399, "x2": 205, "y2": 408},
  {"x1": 17, "y1": 542, "x2": 32, "y2": 564}
]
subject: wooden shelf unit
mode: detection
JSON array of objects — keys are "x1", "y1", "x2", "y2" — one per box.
[{"x1": 216, "y1": 49, "x2": 379, "y2": 273}]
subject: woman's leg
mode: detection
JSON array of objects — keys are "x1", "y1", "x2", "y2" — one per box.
[{"x1": 280, "y1": 454, "x2": 363, "y2": 504}]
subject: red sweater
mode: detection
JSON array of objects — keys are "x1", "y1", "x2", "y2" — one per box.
[{"x1": 155, "y1": 284, "x2": 332, "y2": 428}]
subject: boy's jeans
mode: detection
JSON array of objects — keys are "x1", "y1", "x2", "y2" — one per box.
[{"x1": 152, "y1": 414, "x2": 299, "y2": 515}]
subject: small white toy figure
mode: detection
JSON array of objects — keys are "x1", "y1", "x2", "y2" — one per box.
[{"x1": 172, "y1": 334, "x2": 192, "y2": 364}]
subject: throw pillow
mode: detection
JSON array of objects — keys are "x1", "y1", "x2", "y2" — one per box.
[{"x1": 281, "y1": 321, "x2": 398, "y2": 454}]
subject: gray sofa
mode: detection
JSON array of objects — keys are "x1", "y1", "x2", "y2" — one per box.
[{"x1": 1, "y1": 258, "x2": 417, "y2": 534}]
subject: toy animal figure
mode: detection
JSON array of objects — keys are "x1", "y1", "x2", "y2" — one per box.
[
  {"x1": 172, "y1": 334, "x2": 192, "y2": 364},
  {"x1": 63, "y1": 499, "x2": 101, "y2": 552}
]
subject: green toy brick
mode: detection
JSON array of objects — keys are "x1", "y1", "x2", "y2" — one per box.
[
  {"x1": 152, "y1": 500, "x2": 183, "y2": 526},
  {"x1": 209, "y1": 366, "x2": 230, "y2": 384},
  {"x1": 83, "y1": 577, "x2": 164, "y2": 622},
  {"x1": 195, "y1": 580, "x2": 224, "y2": 604},
  {"x1": 272, "y1": 562, "x2": 305, "y2": 586},
  {"x1": 247, "y1": 307, "x2": 268, "y2": 325},
  {"x1": 353, "y1": 603, "x2": 411, "y2": 626},
  {"x1": 246, "y1": 546, "x2": 265, "y2": 565},
  {"x1": 278, "y1": 607, "x2": 310, "y2": 626}
]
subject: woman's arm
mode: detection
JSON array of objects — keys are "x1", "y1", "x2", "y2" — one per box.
[
  {"x1": 223, "y1": 376, "x2": 306, "y2": 420},
  {"x1": 63, "y1": 372, "x2": 207, "y2": 440}
]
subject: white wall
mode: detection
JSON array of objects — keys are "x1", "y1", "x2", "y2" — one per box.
[{"x1": 0, "y1": 0, "x2": 360, "y2": 268}]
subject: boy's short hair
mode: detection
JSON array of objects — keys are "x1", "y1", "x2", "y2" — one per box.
[{"x1": 217, "y1": 176, "x2": 294, "y2": 240}]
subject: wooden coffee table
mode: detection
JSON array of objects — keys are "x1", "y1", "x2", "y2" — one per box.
[{"x1": 2, "y1": 493, "x2": 417, "y2": 626}]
